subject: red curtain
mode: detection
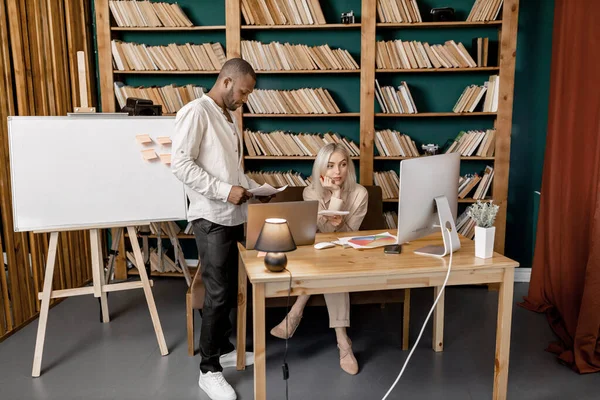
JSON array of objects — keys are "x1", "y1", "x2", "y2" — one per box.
[{"x1": 520, "y1": 0, "x2": 600, "y2": 373}]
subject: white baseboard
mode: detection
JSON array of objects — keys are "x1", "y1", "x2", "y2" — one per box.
[{"x1": 514, "y1": 268, "x2": 531, "y2": 283}]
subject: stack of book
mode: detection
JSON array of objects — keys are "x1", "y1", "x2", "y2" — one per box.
[
  {"x1": 246, "y1": 88, "x2": 341, "y2": 114},
  {"x1": 375, "y1": 80, "x2": 418, "y2": 114},
  {"x1": 445, "y1": 129, "x2": 496, "y2": 157},
  {"x1": 467, "y1": 0, "x2": 504, "y2": 22},
  {"x1": 376, "y1": 40, "x2": 477, "y2": 69},
  {"x1": 374, "y1": 129, "x2": 420, "y2": 157},
  {"x1": 374, "y1": 170, "x2": 400, "y2": 199},
  {"x1": 241, "y1": 0, "x2": 326, "y2": 25},
  {"x1": 242, "y1": 41, "x2": 358, "y2": 71},
  {"x1": 458, "y1": 166, "x2": 494, "y2": 199},
  {"x1": 472, "y1": 37, "x2": 498, "y2": 67},
  {"x1": 183, "y1": 222, "x2": 194, "y2": 235},
  {"x1": 114, "y1": 82, "x2": 205, "y2": 114},
  {"x1": 376, "y1": 0, "x2": 422, "y2": 23},
  {"x1": 452, "y1": 75, "x2": 499, "y2": 113},
  {"x1": 383, "y1": 211, "x2": 399, "y2": 229},
  {"x1": 111, "y1": 40, "x2": 226, "y2": 71},
  {"x1": 246, "y1": 171, "x2": 312, "y2": 187},
  {"x1": 244, "y1": 130, "x2": 359, "y2": 157},
  {"x1": 456, "y1": 208, "x2": 476, "y2": 239},
  {"x1": 109, "y1": 0, "x2": 193, "y2": 27}
]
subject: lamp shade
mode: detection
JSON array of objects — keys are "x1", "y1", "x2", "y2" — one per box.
[{"x1": 254, "y1": 218, "x2": 297, "y2": 253}]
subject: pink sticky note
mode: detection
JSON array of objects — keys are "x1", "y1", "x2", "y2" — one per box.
[{"x1": 257, "y1": 251, "x2": 266, "y2": 258}]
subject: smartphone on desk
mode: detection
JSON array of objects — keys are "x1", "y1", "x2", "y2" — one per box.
[{"x1": 384, "y1": 244, "x2": 402, "y2": 254}]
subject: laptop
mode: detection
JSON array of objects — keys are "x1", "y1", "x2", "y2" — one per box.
[{"x1": 245, "y1": 201, "x2": 319, "y2": 250}]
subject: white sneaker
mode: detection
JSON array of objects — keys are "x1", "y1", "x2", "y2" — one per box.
[
  {"x1": 220, "y1": 350, "x2": 255, "y2": 369},
  {"x1": 198, "y1": 371, "x2": 237, "y2": 400}
]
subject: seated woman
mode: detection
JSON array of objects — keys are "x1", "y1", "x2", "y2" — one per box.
[{"x1": 269, "y1": 143, "x2": 368, "y2": 375}]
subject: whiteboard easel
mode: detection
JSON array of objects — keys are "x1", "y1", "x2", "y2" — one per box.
[
  {"x1": 30, "y1": 52, "x2": 169, "y2": 377},
  {"x1": 32, "y1": 225, "x2": 168, "y2": 377}
]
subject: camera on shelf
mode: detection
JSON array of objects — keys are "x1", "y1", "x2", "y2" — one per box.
[
  {"x1": 341, "y1": 10, "x2": 355, "y2": 24},
  {"x1": 422, "y1": 143, "x2": 440, "y2": 156},
  {"x1": 121, "y1": 97, "x2": 163, "y2": 116},
  {"x1": 430, "y1": 7, "x2": 455, "y2": 22}
]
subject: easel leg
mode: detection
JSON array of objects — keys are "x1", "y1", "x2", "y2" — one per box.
[
  {"x1": 32, "y1": 232, "x2": 59, "y2": 377},
  {"x1": 104, "y1": 227, "x2": 123, "y2": 283},
  {"x1": 91, "y1": 229, "x2": 109, "y2": 323},
  {"x1": 127, "y1": 226, "x2": 168, "y2": 355}
]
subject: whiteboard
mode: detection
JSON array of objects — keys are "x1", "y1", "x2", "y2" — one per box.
[{"x1": 8, "y1": 116, "x2": 187, "y2": 232}]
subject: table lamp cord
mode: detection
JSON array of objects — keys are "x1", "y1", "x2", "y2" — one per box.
[{"x1": 381, "y1": 227, "x2": 455, "y2": 400}]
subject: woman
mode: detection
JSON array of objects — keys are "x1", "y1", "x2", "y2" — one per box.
[{"x1": 269, "y1": 143, "x2": 368, "y2": 375}]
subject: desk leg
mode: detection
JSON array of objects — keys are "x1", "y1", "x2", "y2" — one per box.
[
  {"x1": 253, "y1": 283, "x2": 266, "y2": 400},
  {"x1": 402, "y1": 288, "x2": 410, "y2": 350},
  {"x1": 432, "y1": 286, "x2": 444, "y2": 352},
  {"x1": 236, "y1": 255, "x2": 247, "y2": 370},
  {"x1": 493, "y1": 268, "x2": 514, "y2": 400},
  {"x1": 32, "y1": 232, "x2": 59, "y2": 377}
]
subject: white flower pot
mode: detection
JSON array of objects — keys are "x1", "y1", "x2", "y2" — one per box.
[{"x1": 475, "y1": 226, "x2": 495, "y2": 259}]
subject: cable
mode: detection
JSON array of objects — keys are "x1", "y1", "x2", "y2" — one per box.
[
  {"x1": 381, "y1": 227, "x2": 455, "y2": 400},
  {"x1": 282, "y1": 267, "x2": 293, "y2": 400}
]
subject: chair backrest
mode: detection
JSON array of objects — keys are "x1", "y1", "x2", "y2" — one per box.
[
  {"x1": 269, "y1": 186, "x2": 305, "y2": 203},
  {"x1": 360, "y1": 185, "x2": 386, "y2": 230},
  {"x1": 270, "y1": 185, "x2": 386, "y2": 230}
]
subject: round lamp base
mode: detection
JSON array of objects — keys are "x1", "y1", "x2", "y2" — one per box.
[{"x1": 264, "y1": 252, "x2": 287, "y2": 272}]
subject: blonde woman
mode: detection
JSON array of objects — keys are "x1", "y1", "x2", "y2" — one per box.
[{"x1": 270, "y1": 143, "x2": 368, "y2": 375}]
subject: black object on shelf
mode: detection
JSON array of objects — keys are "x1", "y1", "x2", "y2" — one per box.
[
  {"x1": 430, "y1": 7, "x2": 455, "y2": 22},
  {"x1": 121, "y1": 97, "x2": 163, "y2": 116},
  {"x1": 341, "y1": 10, "x2": 355, "y2": 24}
]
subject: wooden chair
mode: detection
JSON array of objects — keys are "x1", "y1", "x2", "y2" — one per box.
[{"x1": 186, "y1": 186, "x2": 411, "y2": 355}]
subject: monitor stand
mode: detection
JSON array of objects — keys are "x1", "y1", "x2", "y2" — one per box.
[{"x1": 414, "y1": 195, "x2": 461, "y2": 258}]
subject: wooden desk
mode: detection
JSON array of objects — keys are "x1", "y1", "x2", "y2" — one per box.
[{"x1": 236, "y1": 230, "x2": 518, "y2": 400}]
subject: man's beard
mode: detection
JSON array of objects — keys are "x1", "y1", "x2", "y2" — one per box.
[{"x1": 225, "y1": 90, "x2": 238, "y2": 111}]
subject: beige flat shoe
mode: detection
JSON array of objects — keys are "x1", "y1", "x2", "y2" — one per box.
[
  {"x1": 270, "y1": 313, "x2": 302, "y2": 339},
  {"x1": 338, "y1": 339, "x2": 359, "y2": 375}
]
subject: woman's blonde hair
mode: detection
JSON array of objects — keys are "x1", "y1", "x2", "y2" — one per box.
[{"x1": 310, "y1": 143, "x2": 357, "y2": 198}]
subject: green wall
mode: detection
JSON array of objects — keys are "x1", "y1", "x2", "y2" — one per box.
[
  {"x1": 94, "y1": 0, "x2": 555, "y2": 267},
  {"x1": 505, "y1": 0, "x2": 554, "y2": 268}
]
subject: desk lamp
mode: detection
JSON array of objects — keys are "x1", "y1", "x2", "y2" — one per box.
[{"x1": 254, "y1": 218, "x2": 296, "y2": 272}]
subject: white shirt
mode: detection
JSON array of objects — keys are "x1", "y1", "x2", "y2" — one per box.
[{"x1": 171, "y1": 94, "x2": 259, "y2": 226}]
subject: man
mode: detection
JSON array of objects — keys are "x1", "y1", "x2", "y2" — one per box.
[{"x1": 172, "y1": 58, "x2": 268, "y2": 400}]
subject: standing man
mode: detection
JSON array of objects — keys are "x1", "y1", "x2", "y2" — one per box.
[{"x1": 172, "y1": 58, "x2": 265, "y2": 400}]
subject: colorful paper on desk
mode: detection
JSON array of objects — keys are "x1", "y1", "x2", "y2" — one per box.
[
  {"x1": 248, "y1": 183, "x2": 288, "y2": 197},
  {"x1": 335, "y1": 232, "x2": 397, "y2": 249}
]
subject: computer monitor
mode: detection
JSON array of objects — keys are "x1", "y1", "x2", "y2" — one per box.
[
  {"x1": 246, "y1": 200, "x2": 319, "y2": 250},
  {"x1": 396, "y1": 152, "x2": 461, "y2": 258}
]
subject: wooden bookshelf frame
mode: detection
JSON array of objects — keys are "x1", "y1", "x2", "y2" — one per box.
[{"x1": 94, "y1": 0, "x2": 519, "y2": 278}]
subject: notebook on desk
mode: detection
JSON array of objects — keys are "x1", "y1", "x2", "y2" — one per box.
[{"x1": 245, "y1": 201, "x2": 318, "y2": 250}]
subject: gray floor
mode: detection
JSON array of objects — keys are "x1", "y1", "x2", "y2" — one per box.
[{"x1": 0, "y1": 280, "x2": 598, "y2": 400}]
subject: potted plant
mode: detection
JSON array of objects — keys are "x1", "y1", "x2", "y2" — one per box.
[{"x1": 467, "y1": 200, "x2": 500, "y2": 259}]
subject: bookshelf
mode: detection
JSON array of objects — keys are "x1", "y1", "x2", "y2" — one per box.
[{"x1": 95, "y1": 0, "x2": 519, "y2": 280}]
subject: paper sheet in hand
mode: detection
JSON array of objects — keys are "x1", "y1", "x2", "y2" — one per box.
[
  {"x1": 248, "y1": 183, "x2": 288, "y2": 197},
  {"x1": 318, "y1": 210, "x2": 350, "y2": 216},
  {"x1": 334, "y1": 232, "x2": 397, "y2": 249}
]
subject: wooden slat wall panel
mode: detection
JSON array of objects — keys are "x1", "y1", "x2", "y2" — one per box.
[
  {"x1": 0, "y1": 232, "x2": 9, "y2": 332},
  {"x1": 0, "y1": 0, "x2": 97, "y2": 342},
  {"x1": 0, "y1": 0, "x2": 14, "y2": 332}
]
